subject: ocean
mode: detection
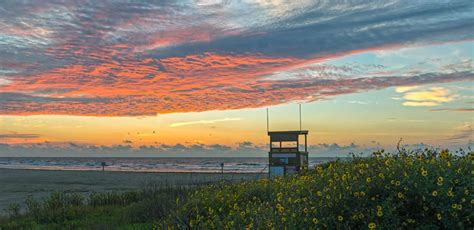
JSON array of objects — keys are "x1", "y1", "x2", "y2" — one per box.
[{"x1": 0, "y1": 157, "x2": 340, "y2": 173}]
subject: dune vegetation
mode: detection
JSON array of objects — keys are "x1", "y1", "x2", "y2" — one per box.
[
  {"x1": 0, "y1": 185, "x2": 190, "y2": 229},
  {"x1": 1, "y1": 149, "x2": 472, "y2": 229}
]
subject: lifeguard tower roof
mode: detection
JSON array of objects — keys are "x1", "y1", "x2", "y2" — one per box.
[{"x1": 268, "y1": 130, "x2": 308, "y2": 142}]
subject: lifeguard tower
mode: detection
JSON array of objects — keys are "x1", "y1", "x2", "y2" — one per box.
[
  {"x1": 266, "y1": 105, "x2": 309, "y2": 177},
  {"x1": 268, "y1": 130, "x2": 309, "y2": 177}
]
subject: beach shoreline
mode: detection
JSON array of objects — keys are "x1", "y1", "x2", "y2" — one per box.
[
  {"x1": 0, "y1": 168, "x2": 266, "y2": 212},
  {"x1": 0, "y1": 166, "x2": 267, "y2": 174}
]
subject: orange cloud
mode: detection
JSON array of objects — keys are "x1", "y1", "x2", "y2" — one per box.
[
  {"x1": 0, "y1": 132, "x2": 45, "y2": 144},
  {"x1": 0, "y1": 42, "x2": 472, "y2": 116}
]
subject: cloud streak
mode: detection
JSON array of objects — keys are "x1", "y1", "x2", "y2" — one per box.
[
  {"x1": 0, "y1": 133, "x2": 41, "y2": 139},
  {"x1": 170, "y1": 118, "x2": 242, "y2": 127},
  {"x1": 442, "y1": 123, "x2": 473, "y2": 142},
  {"x1": 0, "y1": 0, "x2": 472, "y2": 116},
  {"x1": 399, "y1": 87, "x2": 458, "y2": 107},
  {"x1": 430, "y1": 108, "x2": 474, "y2": 113}
]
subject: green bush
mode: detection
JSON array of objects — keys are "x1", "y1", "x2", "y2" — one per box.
[
  {"x1": 0, "y1": 184, "x2": 194, "y2": 229},
  {"x1": 89, "y1": 191, "x2": 141, "y2": 207},
  {"x1": 160, "y1": 149, "x2": 473, "y2": 229},
  {"x1": 4, "y1": 203, "x2": 21, "y2": 219},
  {"x1": 124, "y1": 185, "x2": 189, "y2": 223}
]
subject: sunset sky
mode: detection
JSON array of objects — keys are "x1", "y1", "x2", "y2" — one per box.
[{"x1": 0, "y1": 0, "x2": 473, "y2": 157}]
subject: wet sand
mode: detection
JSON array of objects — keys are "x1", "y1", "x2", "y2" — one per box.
[{"x1": 0, "y1": 168, "x2": 265, "y2": 212}]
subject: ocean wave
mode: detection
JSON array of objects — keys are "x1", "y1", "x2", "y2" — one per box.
[{"x1": 0, "y1": 157, "x2": 337, "y2": 173}]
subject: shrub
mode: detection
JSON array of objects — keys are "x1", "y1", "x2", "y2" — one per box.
[
  {"x1": 0, "y1": 183, "x2": 196, "y2": 229},
  {"x1": 4, "y1": 203, "x2": 21, "y2": 219},
  {"x1": 124, "y1": 185, "x2": 190, "y2": 223},
  {"x1": 89, "y1": 191, "x2": 141, "y2": 207},
  {"x1": 161, "y1": 149, "x2": 473, "y2": 229}
]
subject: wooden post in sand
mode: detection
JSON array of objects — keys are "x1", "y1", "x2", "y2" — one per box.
[{"x1": 101, "y1": 162, "x2": 106, "y2": 171}]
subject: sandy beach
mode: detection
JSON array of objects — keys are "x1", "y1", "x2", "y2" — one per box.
[{"x1": 0, "y1": 168, "x2": 265, "y2": 212}]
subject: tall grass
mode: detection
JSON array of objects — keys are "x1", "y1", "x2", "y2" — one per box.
[{"x1": 0, "y1": 183, "x2": 194, "y2": 229}]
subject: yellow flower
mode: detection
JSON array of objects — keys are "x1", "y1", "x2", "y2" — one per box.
[
  {"x1": 421, "y1": 169, "x2": 428, "y2": 177},
  {"x1": 437, "y1": 181, "x2": 443, "y2": 186},
  {"x1": 376, "y1": 205, "x2": 382, "y2": 210},
  {"x1": 437, "y1": 176, "x2": 443, "y2": 182},
  {"x1": 437, "y1": 213, "x2": 442, "y2": 220},
  {"x1": 447, "y1": 190, "x2": 454, "y2": 197},
  {"x1": 312, "y1": 218, "x2": 319, "y2": 224},
  {"x1": 397, "y1": 192, "x2": 404, "y2": 199},
  {"x1": 368, "y1": 222, "x2": 376, "y2": 229},
  {"x1": 432, "y1": 191, "x2": 438, "y2": 197},
  {"x1": 277, "y1": 205, "x2": 284, "y2": 213},
  {"x1": 304, "y1": 208, "x2": 309, "y2": 214},
  {"x1": 440, "y1": 150, "x2": 449, "y2": 158},
  {"x1": 338, "y1": 216, "x2": 344, "y2": 221},
  {"x1": 395, "y1": 181, "x2": 401, "y2": 186},
  {"x1": 377, "y1": 210, "x2": 383, "y2": 217},
  {"x1": 366, "y1": 177, "x2": 372, "y2": 183}
]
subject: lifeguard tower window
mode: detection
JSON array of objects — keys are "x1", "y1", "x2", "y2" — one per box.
[
  {"x1": 268, "y1": 130, "x2": 309, "y2": 177},
  {"x1": 271, "y1": 141, "x2": 297, "y2": 148}
]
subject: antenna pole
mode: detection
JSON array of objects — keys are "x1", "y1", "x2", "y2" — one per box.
[
  {"x1": 299, "y1": 104, "x2": 302, "y2": 131},
  {"x1": 266, "y1": 108, "x2": 269, "y2": 133}
]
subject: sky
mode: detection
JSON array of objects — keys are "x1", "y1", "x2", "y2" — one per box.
[{"x1": 0, "y1": 0, "x2": 473, "y2": 157}]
